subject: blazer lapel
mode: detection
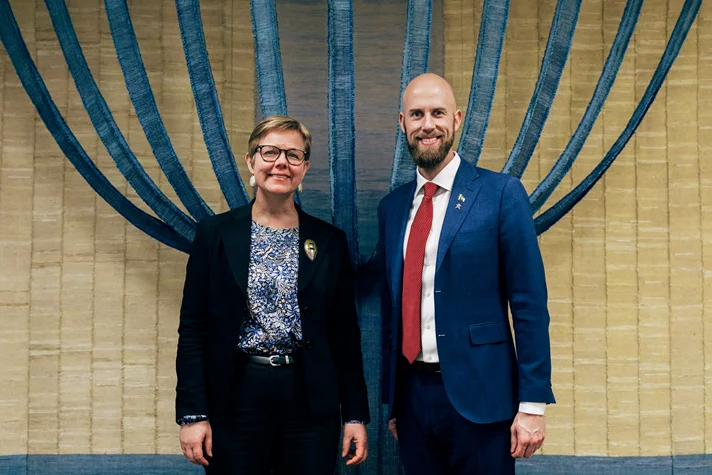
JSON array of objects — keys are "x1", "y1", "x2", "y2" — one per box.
[
  {"x1": 387, "y1": 180, "x2": 417, "y2": 306},
  {"x1": 222, "y1": 203, "x2": 253, "y2": 295},
  {"x1": 436, "y1": 162, "x2": 482, "y2": 273},
  {"x1": 297, "y1": 207, "x2": 329, "y2": 293}
]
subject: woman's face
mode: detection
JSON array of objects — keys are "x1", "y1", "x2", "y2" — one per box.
[{"x1": 246, "y1": 129, "x2": 310, "y2": 198}]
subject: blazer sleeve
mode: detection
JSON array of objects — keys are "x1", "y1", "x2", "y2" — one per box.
[
  {"x1": 326, "y1": 230, "x2": 371, "y2": 424},
  {"x1": 377, "y1": 200, "x2": 393, "y2": 405},
  {"x1": 499, "y1": 177, "x2": 556, "y2": 405},
  {"x1": 175, "y1": 219, "x2": 212, "y2": 422}
]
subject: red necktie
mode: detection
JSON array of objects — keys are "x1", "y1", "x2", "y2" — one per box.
[{"x1": 402, "y1": 182, "x2": 438, "y2": 363}]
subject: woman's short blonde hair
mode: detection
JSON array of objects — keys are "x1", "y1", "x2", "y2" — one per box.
[{"x1": 247, "y1": 115, "x2": 312, "y2": 161}]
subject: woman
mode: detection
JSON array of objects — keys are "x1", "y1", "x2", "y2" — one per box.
[{"x1": 176, "y1": 116, "x2": 369, "y2": 474}]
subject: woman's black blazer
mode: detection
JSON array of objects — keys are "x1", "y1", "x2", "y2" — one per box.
[{"x1": 175, "y1": 203, "x2": 370, "y2": 424}]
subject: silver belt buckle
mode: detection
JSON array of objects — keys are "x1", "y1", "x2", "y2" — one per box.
[{"x1": 268, "y1": 355, "x2": 282, "y2": 367}]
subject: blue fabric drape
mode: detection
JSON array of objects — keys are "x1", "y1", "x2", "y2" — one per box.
[
  {"x1": 389, "y1": 0, "x2": 433, "y2": 191},
  {"x1": 501, "y1": 0, "x2": 581, "y2": 178},
  {"x1": 104, "y1": 0, "x2": 213, "y2": 222},
  {"x1": 327, "y1": 0, "x2": 359, "y2": 266},
  {"x1": 45, "y1": 0, "x2": 197, "y2": 240},
  {"x1": 250, "y1": 0, "x2": 302, "y2": 205},
  {"x1": 0, "y1": 0, "x2": 191, "y2": 252},
  {"x1": 457, "y1": 0, "x2": 509, "y2": 165},
  {"x1": 175, "y1": 0, "x2": 249, "y2": 209},
  {"x1": 251, "y1": 0, "x2": 287, "y2": 119},
  {"x1": 529, "y1": 0, "x2": 642, "y2": 214},
  {"x1": 534, "y1": 0, "x2": 702, "y2": 235}
]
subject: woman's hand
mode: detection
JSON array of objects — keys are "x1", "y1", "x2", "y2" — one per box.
[
  {"x1": 180, "y1": 420, "x2": 213, "y2": 466},
  {"x1": 342, "y1": 423, "x2": 368, "y2": 466}
]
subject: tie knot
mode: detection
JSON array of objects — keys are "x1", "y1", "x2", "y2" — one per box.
[{"x1": 423, "y1": 182, "x2": 438, "y2": 198}]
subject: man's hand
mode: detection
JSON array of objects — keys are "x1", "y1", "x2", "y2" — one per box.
[
  {"x1": 180, "y1": 420, "x2": 213, "y2": 466},
  {"x1": 342, "y1": 423, "x2": 368, "y2": 466},
  {"x1": 388, "y1": 418, "x2": 398, "y2": 441},
  {"x1": 510, "y1": 412, "x2": 545, "y2": 458}
]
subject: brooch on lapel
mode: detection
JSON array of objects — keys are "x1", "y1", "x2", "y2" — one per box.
[
  {"x1": 304, "y1": 239, "x2": 317, "y2": 261},
  {"x1": 456, "y1": 194, "x2": 466, "y2": 210}
]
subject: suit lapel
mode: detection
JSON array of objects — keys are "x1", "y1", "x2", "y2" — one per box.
[
  {"x1": 387, "y1": 180, "x2": 417, "y2": 306},
  {"x1": 297, "y1": 207, "x2": 329, "y2": 294},
  {"x1": 436, "y1": 162, "x2": 482, "y2": 273},
  {"x1": 222, "y1": 204, "x2": 253, "y2": 295}
]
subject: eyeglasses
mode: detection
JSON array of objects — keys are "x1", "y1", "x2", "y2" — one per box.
[{"x1": 256, "y1": 145, "x2": 307, "y2": 165}]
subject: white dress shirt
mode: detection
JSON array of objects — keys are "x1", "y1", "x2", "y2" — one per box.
[{"x1": 403, "y1": 152, "x2": 545, "y2": 416}]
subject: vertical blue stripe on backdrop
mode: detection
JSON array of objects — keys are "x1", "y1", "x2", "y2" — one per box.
[
  {"x1": 251, "y1": 0, "x2": 303, "y2": 205},
  {"x1": 45, "y1": 0, "x2": 197, "y2": 240},
  {"x1": 104, "y1": 0, "x2": 214, "y2": 222},
  {"x1": 534, "y1": 0, "x2": 702, "y2": 234},
  {"x1": 500, "y1": 0, "x2": 581, "y2": 178},
  {"x1": 176, "y1": 0, "x2": 249, "y2": 210},
  {"x1": 0, "y1": 0, "x2": 191, "y2": 252},
  {"x1": 251, "y1": 0, "x2": 288, "y2": 118},
  {"x1": 456, "y1": 0, "x2": 509, "y2": 166},
  {"x1": 327, "y1": 0, "x2": 359, "y2": 265},
  {"x1": 389, "y1": 0, "x2": 432, "y2": 191}
]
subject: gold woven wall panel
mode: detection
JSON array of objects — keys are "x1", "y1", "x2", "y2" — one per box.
[
  {"x1": 0, "y1": 0, "x2": 254, "y2": 456},
  {"x1": 0, "y1": 0, "x2": 709, "y2": 459},
  {"x1": 445, "y1": 0, "x2": 710, "y2": 457}
]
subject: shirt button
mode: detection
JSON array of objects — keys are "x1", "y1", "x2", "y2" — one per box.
[
  {"x1": 426, "y1": 325, "x2": 431, "y2": 330},
  {"x1": 427, "y1": 356, "x2": 433, "y2": 362},
  {"x1": 426, "y1": 292, "x2": 431, "y2": 297}
]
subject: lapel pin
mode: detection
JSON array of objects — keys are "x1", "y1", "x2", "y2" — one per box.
[
  {"x1": 304, "y1": 239, "x2": 317, "y2": 261},
  {"x1": 455, "y1": 203, "x2": 462, "y2": 210},
  {"x1": 458, "y1": 194, "x2": 466, "y2": 202}
]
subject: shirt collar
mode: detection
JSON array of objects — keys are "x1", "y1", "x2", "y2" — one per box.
[{"x1": 414, "y1": 152, "x2": 461, "y2": 197}]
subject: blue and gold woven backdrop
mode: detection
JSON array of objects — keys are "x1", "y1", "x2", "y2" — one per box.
[{"x1": 0, "y1": 0, "x2": 710, "y2": 474}]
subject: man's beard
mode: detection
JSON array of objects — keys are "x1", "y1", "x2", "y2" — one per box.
[{"x1": 407, "y1": 134, "x2": 454, "y2": 171}]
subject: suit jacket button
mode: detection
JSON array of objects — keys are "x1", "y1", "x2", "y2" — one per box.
[
  {"x1": 305, "y1": 340, "x2": 313, "y2": 349},
  {"x1": 302, "y1": 306, "x2": 310, "y2": 315}
]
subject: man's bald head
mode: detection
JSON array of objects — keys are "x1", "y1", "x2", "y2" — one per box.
[
  {"x1": 401, "y1": 73, "x2": 458, "y2": 114},
  {"x1": 399, "y1": 73, "x2": 462, "y2": 178}
]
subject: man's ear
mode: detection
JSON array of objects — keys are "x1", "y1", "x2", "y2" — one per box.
[
  {"x1": 399, "y1": 112, "x2": 406, "y2": 134},
  {"x1": 454, "y1": 109, "x2": 463, "y2": 132}
]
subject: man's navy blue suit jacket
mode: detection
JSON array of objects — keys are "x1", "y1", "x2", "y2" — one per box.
[{"x1": 378, "y1": 159, "x2": 555, "y2": 424}]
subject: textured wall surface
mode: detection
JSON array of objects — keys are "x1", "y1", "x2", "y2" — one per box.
[
  {"x1": 0, "y1": 0, "x2": 254, "y2": 456},
  {"x1": 445, "y1": 0, "x2": 711, "y2": 458},
  {"x1": 0, "y1": 0, "x2": 710, "y2": 467}
]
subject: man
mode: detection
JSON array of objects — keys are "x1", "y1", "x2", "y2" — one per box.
[{"x1": 378, "y1": 73, "x2": 555, "y2": 475}]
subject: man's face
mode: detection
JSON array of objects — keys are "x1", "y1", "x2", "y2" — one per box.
[{"x1": 399, "y1": 80, "x2": 462, "y2": 171}]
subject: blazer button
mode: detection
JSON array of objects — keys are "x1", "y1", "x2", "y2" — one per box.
[
  {"x1": 305, "y1": 340, "x2": 314, "y2": 349},
  {"x1": 302, "y1": 306, "x2": 310, "y2": 315}
]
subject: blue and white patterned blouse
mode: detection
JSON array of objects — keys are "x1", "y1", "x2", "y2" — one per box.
[{"x1": 237, "y1": 221, "x2": 302, "y2": 355}]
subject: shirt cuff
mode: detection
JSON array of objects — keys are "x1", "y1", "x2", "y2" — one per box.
[
  {"x1": 344, "y1": 420, "x2": 365, "y2": 425},
  {"x1": 518, "y1": 402, "x2": 546, "y2": 415}
]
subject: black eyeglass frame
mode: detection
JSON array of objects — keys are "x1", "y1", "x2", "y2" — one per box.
[{"x1": 256, "y1": 145, "x2": 308, "y2": 166}]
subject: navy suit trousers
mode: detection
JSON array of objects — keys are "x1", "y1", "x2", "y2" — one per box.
[{"x1": 395, "y1": 361, "x2": 515, "y2": 475}]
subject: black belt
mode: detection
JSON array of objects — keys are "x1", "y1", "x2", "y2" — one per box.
[
  {"x1": 246, "y1": 354, "x2": 297, "y2": 367},
  {"x1": 410, "y1": 360, "x2": 441, "y2": 373}
]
